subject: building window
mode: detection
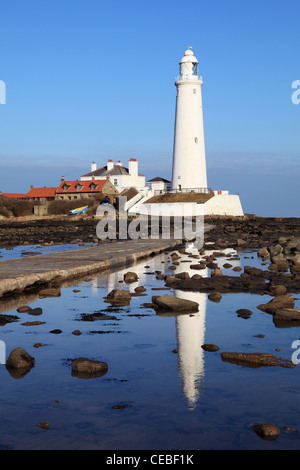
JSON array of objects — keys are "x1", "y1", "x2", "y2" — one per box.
[
  {"x1": 195, "y1": 137, "x2": 198, "y2": 143},
  {"x1": 114, "y1": 179, "x2": 117, "y2": 185},
  {"x1": 193, "y1": 89, "x2": 196, "y2": 94}
]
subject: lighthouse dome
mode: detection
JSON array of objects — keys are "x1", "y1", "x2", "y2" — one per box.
[
  {"x1": 180, "y1": 48, "x2": 199, "y2": 64},
  {"x1": 177, "y1": 48, "x2": 199, "y2": 81}
]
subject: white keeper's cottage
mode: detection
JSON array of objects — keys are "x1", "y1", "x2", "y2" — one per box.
[{"x1": 80, "y1": 158, "x2": 146, "y2": 192}]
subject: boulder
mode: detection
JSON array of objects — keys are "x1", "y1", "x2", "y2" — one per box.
[
  {"x1": 38, "y1": 288, "x2": 61, "y2": 298},
  {"x1": 152, "y1": 295, "x2": 199, "y2": 313},
  {"x1": 257, "y1": 295, "x2": 295, "y2": 314},
  {"x1": 134, "y1": 286, "x2": 146, "y2": 293},
  {"x1": 201, "y1": 344, "x2": 220, "y2": 352},
  {"x1": 221, "y1": 352, "x2": 295, "y2": 368},
  {"x1": 6, "y1": 347, "x2": 35, "y2": 369},
  {"x1": 208, "y1": 292, "x2": 222, "y2": 302},
  {"x1": 257, "y1": 247, "x2": 270, "y2": 259},
  {"x1": 268, "y1": 284, "x2": 287, "y2": 296},
  {"x1": 106, "y1": 289, "x2": 131, "y2": 305},
  {"x1": 250, "y1": 422, "x2": 280, "y2": 441},
  {"x1": 123, "y1": 272, "x2": 138, "y2": 283},
  {"x1": 211, "y1": 268, "x2": 223, "y2": 277},
  {"x1": 0, "y1": 314, "x2": 19, "y2": 326},
  {"x1": 16, "y1": 306, "x2": 32, "y2": 313},
  {"x1": 71, "y1": 358, "x2": 108, "y2": 378}
]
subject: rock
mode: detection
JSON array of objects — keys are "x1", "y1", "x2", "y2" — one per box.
[
  {"x1": 211, "y1": 268, "x2": 223, "y2": 277},
  {"x1": 106, "y1": 289, "x2": 131, "y2": 305},
  {"x1": 28, "y1": 308, "x2": 43, "y2": 316},
  {"x1": 233, "y1": 266, "x2": 242, "y2": 272},
  {"x1": 124, "y1": 272, "x2": 138, "y2": 283},
  {"x1": 208, "y1": 292, "x2": 222, "y2": 302},
  {"x1": 38, "y1": 421, "x2": 49, "y2": 429},
  {"x1": 190, "y1": 264, "x2": 206, "y2": 270},
  {"x1": 152, "y1": 295, "x2": 199, "y2": 313},
  {"x1": 268, "y1": 284, "x2": 287, "y2": 296},
  {"x1": 72, "y1": 330, "x2": 82, "y2": 335},
  {"x1": 21, "y1": 321, "x2": 46, "y2": 326},
  {"x1": 249, "y1": 422, "x2": 280, "y2": 441},
  {"x1": 236, "y1": 308, "x2": 252, "y2": 318},
  {"x1": 174, "y1": 272, "x2": 190, "y2": 279},
  {"x1": 244, "y1": 266, "x2": 264, "y2": 277},
  {"x1": 257, "y1": 295, "x2": 295, "y2": 314},
  {"x1": 38, "y1": 288, "x2": 61, "y2": 298},
  {"x1": 273, "y1": 308, "x2": 300, "y2": 322},
  {"x1": 50, "y1": 329, "x2": 62, "y2": 334},
  {"x1": 201, "y1": 344, "x2": 220, "y2": 352},
  {"x1": 134, "y1": 286, "x2": 146, "y2": 293},
  {"x1": 0, "y1": 314, "x2": 19, "y2": 326},
  {"x1": 221, "y1": 352, "x2": 295, "y2": 368},
  {"x1": 165, "y1": 276, "x2": 181, "y2": 284},
  {"x1": 292, "y1": 254, "x2": 300, "y2": 266},
  {"x1": 16, "y1": 306, "x2": 32, "y2": 313},
  {"x1": 257, "y1": 247, "x2": 270, "y2": 259},
  {"x1": 71, "y1": 358, "x2": 108, "y2": 378},
  {"x1": 6, "y1": 347, "x2": 35, "y2": 369}
]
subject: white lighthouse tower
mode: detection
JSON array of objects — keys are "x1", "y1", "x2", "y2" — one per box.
[{"x1": 172, "y1": 48, "x2": 207, "y2": 191}]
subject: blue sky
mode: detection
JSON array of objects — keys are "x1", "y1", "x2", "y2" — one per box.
[{"x1": 0, "y1": 0, "x2": 299, "y2": 217}]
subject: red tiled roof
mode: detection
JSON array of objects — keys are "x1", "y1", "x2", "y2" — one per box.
[
  {"x1": 2, "y1": 193, "x2": 28, "y2": 198},
  {"x1": 27, "y1": 187, "x2": 57, "y2": 198},
  {"x1": 56, "y1": 180, "x2": 107, "y2": 194}
]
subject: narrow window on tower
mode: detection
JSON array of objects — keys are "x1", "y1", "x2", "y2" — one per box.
[
  {"x1": 193, "y1": 89, "x2": 196, "y2": 94},
  {"x1": 195, "y1": 137, "x2": 198, "y2": 144}
]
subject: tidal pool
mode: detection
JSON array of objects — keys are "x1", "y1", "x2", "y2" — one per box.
[{"x1": 0, "y1": 245, "x2": 299, "y2": 450}]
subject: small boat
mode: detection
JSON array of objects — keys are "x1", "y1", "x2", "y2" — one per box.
[{"x1": 69, "y1": 205, "x2": 88, "y2": 215}]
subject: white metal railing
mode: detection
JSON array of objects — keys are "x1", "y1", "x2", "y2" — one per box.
[
  {"x1": 175, "y1": 75, "x2": 203, "y2": 82},
  {"x1": 154, "y1": 188, "x2": 213, "y2": 196}
]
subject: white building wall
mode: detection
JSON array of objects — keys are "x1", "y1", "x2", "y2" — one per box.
[{"x1": 131, "y1": 194, "x2": 244, "y2": 217}]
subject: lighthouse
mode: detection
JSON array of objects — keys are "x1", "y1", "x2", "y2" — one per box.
[{"x1": 171, "y1": 48, "x2": 208, "y2": 190}]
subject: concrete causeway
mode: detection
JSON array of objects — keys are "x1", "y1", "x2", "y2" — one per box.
[{"x1": 0, "y1": 238, "x2": 183, "y2": 298}]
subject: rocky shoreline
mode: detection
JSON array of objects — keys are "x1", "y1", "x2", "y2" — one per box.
[{"x1": 0, "y1": 214, "x2": 300, "y2": 249}]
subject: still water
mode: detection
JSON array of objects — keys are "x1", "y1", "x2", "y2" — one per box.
[{"x1": 0, "y1": 245, "x2": 299, "y2": 450}]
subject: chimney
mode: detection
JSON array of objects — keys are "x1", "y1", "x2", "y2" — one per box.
[
  {"x1": 107, "y1": 159, "x2": 114, "y2": 171},
  {"x1": 61, "y1": 176, "x2": 65, "y2": 183},
  {"x1": 91, "y1": 161, "x2": 97, "y2": 172},
  {"x1": 30, "y1": 185, "x2": 34, "y2": 189},
  {"x1": 116, "y1": 160, "x2": 122, "y2": 166},
  {"x1": 129, "y1": 158, "x2": 138, "y2": 177}
]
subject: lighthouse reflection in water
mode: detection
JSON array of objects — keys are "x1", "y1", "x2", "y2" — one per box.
[{"x1": 95, "y1": 243, "x2": 240, "y2": 410}]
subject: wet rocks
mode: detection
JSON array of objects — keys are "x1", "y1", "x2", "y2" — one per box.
[
  {"x1": 221, "y1": 352, "x2": 295, "y2": 368},
  {"x1": 201, "y1": 344, "x2": 220, "y2": 352},
  {"x1": 249, "y1": 422, "x2": 280, "y2": 441},
  {"x1": 0, "y1": 314, "x2": 19, "y2": 326},
  {"x1": 105, "y1": 289, "x2": 131, "y2": 305},
  {"x1": 236, "y1": 308, "x2": 252, "y2": 318},
  {"x1": 16, "y1": 305, "x2": 32, "y2": 313},
  {"x1": 38, "y1": 421, "x2": 49, "y2": 429},
  {"x1": 151, "y1": 295, "x2": 199, "y2": 313},
  {"x1": 257, "y1": 295, "x2": 295, "y2": 314},
  {"x1": 134, "y1": 286, "x2": 146, "y2": 293},
  {"x1": 38, "y1": 288, "x2": 61, "y2": 298},
  {"x1": 272, "y1": 308, "x2": 300, "y2": 327},
  {"x1": 124, "y1": 272, "x2": 138, "y2": 283},
  {"x1": 6, "y1": 347, "x2": 35, "y2": 369},
  {"x1": 208, "y1": 292, "x2": 222, "y2": 302},
  {"x1": 71, "y1": 358, "x2": 108, "y2": 378}
]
